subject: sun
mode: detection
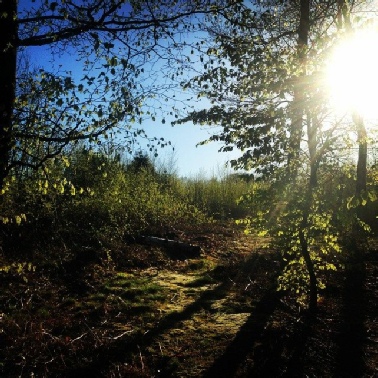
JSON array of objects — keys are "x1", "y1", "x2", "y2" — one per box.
[{"x1": 326, "y1": 29, "x2": 378, "y2": 119}]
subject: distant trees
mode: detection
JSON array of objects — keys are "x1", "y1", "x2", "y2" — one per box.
[
  {"x1": 1, "y1": 142, "x2": 254, "y2": 259},
  {"x1": 127, "y1": 151, "x2": 156, "y2": 174},
  {"x1": 0, "y1": 0, "x2": 235, "y2": 192}
]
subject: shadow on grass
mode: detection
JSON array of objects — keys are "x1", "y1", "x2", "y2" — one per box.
[
  {"x1": 202, "y1": 288, "x2": 280, "y2": 378},
  {"x1": 279, "y1": 319, "x2": 313, "y2": 378},
  {"x1": 65, "y1": 275, "x2": 233, "y2": 377},
  {"x1": 65, "y1": 252, "x2": 292, "y2": 377}
]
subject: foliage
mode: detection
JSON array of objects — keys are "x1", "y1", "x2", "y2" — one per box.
[
  {"x1": 0, "y1": 260, "x2": 35, "y2": 283},
  {"x1": 1, "y1": 147, "x2": 247, "y2": 255},
  {"x1": 0, "y1": 0, "x2": 237, "y2": 191},
  {"x1": 236, "y1": 159, "x2": 378, "y2": 306},
  {"x1": 176, "y1": 0, "x2": 345, "y2": 174},
  {"x1": 275, "y1": 188, "x2": 341, "y2": 304},
  {"x1": 180, "y1": 172, "x2": 252, "y2": 219}
]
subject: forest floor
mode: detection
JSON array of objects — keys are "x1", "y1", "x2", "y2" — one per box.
[{"x1": 1, "y1": 221, "x2": 378, "y2": 377}]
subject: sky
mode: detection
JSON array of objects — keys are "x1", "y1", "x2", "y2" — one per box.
[
  {"x1": 140, "y1": 118, "x2": 239, "y2": 178},
  {"x1": 26, "y1": 43, "x2": 240, "y2": 177},
  {"x1": 19, "y1": 2, "x2": 241, "y2": 178}
]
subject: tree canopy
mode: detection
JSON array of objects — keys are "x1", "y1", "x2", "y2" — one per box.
[
  {"x1": 0, "y1": 0, "x2": 236, "y2": 191},
  {"x1": 177, "y1": 0, "x2": 352, "y2": 176}
]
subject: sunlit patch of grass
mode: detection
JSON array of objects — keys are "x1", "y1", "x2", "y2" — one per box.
[
  {"x1": 184, "y1": 258, "x2": 215, "y2": 273},
  {"x1": 101, "y1": 273, "x2": 167, "y2": 308},
  {"x1": 58, "y1": 273, "x2": 168, "y2": 320},
  {"x1": 184, "y1": 275, "x2": 217, "y2": 287}
]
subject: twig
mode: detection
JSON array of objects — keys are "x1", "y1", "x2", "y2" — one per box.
[
  {"x1": 110, "y1": 330, "x2": 134, "y2": 340},
  {"x1": 244, "y1": 276, "x2": 254, "y2": 291},
  {"x1": 137, "y1": 345, "x2": 145, "y2": 371},
  {"x1": 170, "y1": 292, "x2": 179, "y2": 302},
  {"x1": 42, "y1": 331, "x2": 60, "y2": 341},
  {"x1": 83, "y1": 322, "x2": 101, "y2": 343},
  {"x1": 70, "y1": 332, "x2": 88, "y2": 343}
]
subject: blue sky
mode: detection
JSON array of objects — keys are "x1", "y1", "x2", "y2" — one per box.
[
  {"x1": 18, "y1": 1, "x2": 241, "y2": 178},
  {"x1": 141, "y1": 118, "x2": 239, "y2": 178},
  {"x1": 25, "y1": 42, "x2": 240, "y2": 177}
]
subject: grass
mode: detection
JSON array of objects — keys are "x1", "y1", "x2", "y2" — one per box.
[{"x1": 0, "y1": 222, "x2": 377, "y2": 377}]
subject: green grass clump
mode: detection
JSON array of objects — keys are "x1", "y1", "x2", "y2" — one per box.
[{"x1": 102, "y1": 273, "x2": 167, "y2": 306}]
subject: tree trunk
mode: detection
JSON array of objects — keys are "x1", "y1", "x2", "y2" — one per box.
[
  {"x1": 351, "y1": 112, "x2": 368, "y2": 258},
  {"x1": 0, "y1": 0, "x2": 17, "y2": 192},
  {"x1": 305, "y1": 113, "x2": 320, "y2": 313},
  {"x1": 287, "y1": 0, "x2": 310, "y2": 178},
  {"x1": 299, "y1": 225, "x2": 318, "y2": 312},
  {"x1": 296, "y1": 0, "x2": 318, "y2": 313},
  {"x1": 354, "y1": 112, "x2": 367, "y2": 197},
  {"x1": 308, "y1": 113, "x2": 318, "y2": 188}
]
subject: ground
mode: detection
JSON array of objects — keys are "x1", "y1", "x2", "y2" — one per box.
[{"x1": 0, "y1": 222, "x2": 377, "y2": 377}]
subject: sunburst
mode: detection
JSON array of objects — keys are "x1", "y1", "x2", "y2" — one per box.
[{"x1": 326, "y1": 29, "x2": 378, "y2": 119}]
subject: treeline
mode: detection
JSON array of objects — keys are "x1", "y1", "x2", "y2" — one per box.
[
  {"x1": 2, "y1": 145, "x2": 378, "y2": 305},
  {"x1": 0, "y1": 147, "x2": 252, "y2": 261}
]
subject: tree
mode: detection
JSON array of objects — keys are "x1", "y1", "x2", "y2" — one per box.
[
  {"x1": 177, "y1": 0, "x2": 367, "y2": 310},
  {"x1": 178, "y1": 1, "x2": 344, "y2": 172},
  {"x1": 0, "y1": 0, "x2": 235, "y2": 193},
  {"x1": 127, "y1": 151, "x2": 156, "y2": 173}
]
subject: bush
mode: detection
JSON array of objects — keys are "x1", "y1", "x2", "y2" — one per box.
[{"x1": 0, "y1": 149, "x2": 212, "y2": 260}]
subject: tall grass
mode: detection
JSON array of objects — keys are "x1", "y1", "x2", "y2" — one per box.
[
  {"x1": 180, "y1": 172, "x2": 252, "y2": 219},
  {"x1": 0, "y1": 148, "x2": 255, "y2": 260}
]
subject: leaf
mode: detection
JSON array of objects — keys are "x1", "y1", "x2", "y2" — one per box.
[
  {"x1": 347, "y1": 195, "x2": 359, "y2": 210},
  {"x1": 50, "y1": 2, "x2": 58, "y2": 11},
  {"x1": 62, "y1": 156, "x2": 70, "y2": 167},
  {"x1": 109, "y1": 57, "x2": 118, "y2": 66}
]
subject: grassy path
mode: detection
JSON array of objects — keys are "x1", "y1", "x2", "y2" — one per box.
[{"x1": 1, "y1": 224, "x2": 377, "y2": 377}]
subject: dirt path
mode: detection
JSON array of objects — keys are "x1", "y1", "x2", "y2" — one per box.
[
  {"x1": 124, "y1": 237, "x2": 378, "y2": 378},
  {"x1": 1, "y1": 224, "x2": 378, "y2": 377}
]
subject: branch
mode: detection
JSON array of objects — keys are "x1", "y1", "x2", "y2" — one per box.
[{"x1": 18, "y1": 3, "x2": 232, "y2": 47}]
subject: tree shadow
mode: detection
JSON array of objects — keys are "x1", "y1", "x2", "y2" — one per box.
[
  {"x1": 248, "y1": 313, "x2": 314, "y2": 378},
  {"x1": 202, "y1": 284, "x2": 319, "y2": 378},
  {"x1": 202, "y1": 288, "x2": 280, "y2": 378},
  {"x1": 65, "y1": 273, "x2": 234, "y2": 377},
  {"x1": 65, "y1": 252, "x2": 285, "y2": 377},
  {"x1": 334, "y1": 259, "x2": 367, "y2": 377}
]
